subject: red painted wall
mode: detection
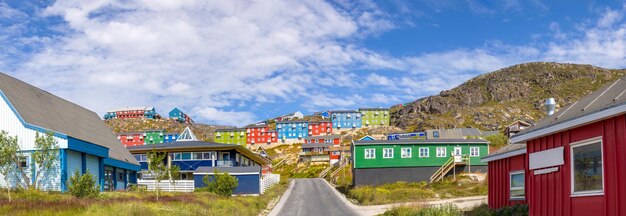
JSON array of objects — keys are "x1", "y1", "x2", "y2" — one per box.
[
  {"x1": 119, "y1": 133, "x2": 144, "y2": 147},
  {"x1": 304, "y1": 138, "x2": 340, "y2": 145},
  {"x1": 115, "y1": 110, "x2": 144, "y2": 119},
  {"x1": 308, "y1": 122, "x2": 332, "y2": 136},
  {"x1": 487, "y1": 154, "x2": 528, "y2": 209},
  {"x1": 525, "y1": 115, "x2": 626, "y2": 216},
  {"x1": 246, "y1": 126, "x2": 277, "y2": 145}
]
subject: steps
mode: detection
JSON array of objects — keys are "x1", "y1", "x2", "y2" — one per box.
[
  {"x1": 429, "y1": 155, "x2": 468, "y2": 183},
  {"x1": 329, "y1": 163, "x2": 348, "y2": 177},
  {"x1": 318, "y1": 165, "x2": 334, "y2": 178}
]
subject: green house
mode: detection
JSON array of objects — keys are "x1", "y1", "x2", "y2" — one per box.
[
  {"x1": 359, "y1": 108, "x2": 390, "y2": 127},
  {"x1": 144, "y1": 129, "x2": 165, "y2": 144},
  {"x1": 214, "y1": 128, "x2": 247, "y2": 146},
  {"x1": 351, "y1": 139, "x2": 489, "y2": 186}
]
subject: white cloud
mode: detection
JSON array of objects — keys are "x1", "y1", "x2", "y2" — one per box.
[{"x1": 194, "y1": 107, "x2": 257, "y2": 127}]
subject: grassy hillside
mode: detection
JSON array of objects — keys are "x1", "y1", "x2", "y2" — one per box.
[{"x1": 391, "y1": 62, "x2": 626, "y2": 131}]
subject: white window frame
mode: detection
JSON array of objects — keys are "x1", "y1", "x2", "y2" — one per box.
[
  {"x1": 436, "y1": 147, "x2": 446, "y2": 157},
  {"x1": 470, "y1": 147, "x2": 480, "y2": 157},
  {"x1": 509, "y1": 170, "x2": 525, "y2": 200},
  {"x1": 570, "y1": 137, "x2": 604, "y2": 197},
  {"x1": 401, "y1": 148, "x2": 412, "y2": 158},
  {"x1": 383, "y1": 148, "x2": 394, "y2": 159},
  {"x1": 365, "y1": 148, "x2": 375, "y2": 159},
  {"x1": 454, "y1": 147, "x2": 462, "y2": 156},
  {"x1": 419, "y1": 147, "x2": 429, "y2": 158}
]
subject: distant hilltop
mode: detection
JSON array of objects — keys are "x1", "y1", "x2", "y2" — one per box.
[{"x1": 391, "y1": 62, "x2": 626, "y2": 131}]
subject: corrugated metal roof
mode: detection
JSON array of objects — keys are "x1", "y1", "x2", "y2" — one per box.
[
  {"x1": 353, "y1": 139, "x2": 489, "y2": 146},
  {"x1": 481, "y1": 144, "x2": 526, "y2": 162},
  {"x1": 513, "y1": 76, "x2": 626, "y2": 140},
  {"x1": 195, "y1": 166, "x2": 260, "y2": 174},
  {"x1": 302, "y1": 143, "x2": 334, "y2": 148},
  {"x1": 107, "y1": 106, "x2": 153, "y2": 112},
  {"x1": 0, "y1": 72, "x2": 138, "y2": 165}
]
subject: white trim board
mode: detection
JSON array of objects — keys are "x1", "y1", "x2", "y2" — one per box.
[
  {"x1": 511, "y1": 103, "x2": 626, "y2": 143},
  {"x1": 481, "y1": 148, "x2": 526, "y2": 163}
]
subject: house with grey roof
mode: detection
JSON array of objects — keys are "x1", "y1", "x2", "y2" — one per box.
[{"x1": 0, "y1": 72, "x2": 140, "y2": 192}]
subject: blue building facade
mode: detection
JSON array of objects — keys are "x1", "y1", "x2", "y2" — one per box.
[
  {"x1": 330, "y1": 110, "x2": 362, "y2": 129},
  {"x1": 276, "y1": 121, "x2": 309, "y2": 140},
  {"x1": 128, "y1": 141, "x2": 268, "y2": 195},
  {"x1": 163, "y1": 133, "x2": 179, "y2": 143}
]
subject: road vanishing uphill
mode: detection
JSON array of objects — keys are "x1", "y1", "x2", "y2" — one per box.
[{"x1": 269, "y1": 178, "x2": 359, "y2": 216}]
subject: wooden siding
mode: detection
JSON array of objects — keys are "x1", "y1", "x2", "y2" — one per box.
[
  {"x1": 526, "y1": 115, "x2": 626, "y2": 216},
  {"x1": 354, "y1": 143, "x2": 488, "y2": 168},
  {"x1": 487, "y1": 154, "x2": 528, "y2": 209}
]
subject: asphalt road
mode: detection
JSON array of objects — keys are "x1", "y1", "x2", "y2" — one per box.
[{"x1": 271, "y1": 178, "x2": 359, "y2": 216}]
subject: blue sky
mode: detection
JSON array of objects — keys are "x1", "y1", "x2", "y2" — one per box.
[{"x1": 1, "y1": 0, "x2": 625, "y2": 126}]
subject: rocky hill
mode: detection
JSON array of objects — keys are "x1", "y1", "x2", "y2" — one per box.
[
  {"x1": 391, "y1": 62, "x2": 626, "y2": 131},
  {"x1": 104, "y1": 118, "x2": 228, "y2": 142}
]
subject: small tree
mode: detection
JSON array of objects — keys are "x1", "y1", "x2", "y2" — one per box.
[
  {"x1": 203, "y1": 170, "x2": 238, "y2": 196},
  {"x1": 0, "y1": 131, "x2": 19, "y2": 202},
  {"x1": 147, "y1": 149, "x2": 180, "y2": 201},
  {"x1": 484, "y1": 133, "x2": 509, "y2": 148},
  {"x1": 0, "y1": 131, "x2": 59, "y2": 191},
  {"x1": 67, "y1": 169, "x2": 99, "y2": 198}
]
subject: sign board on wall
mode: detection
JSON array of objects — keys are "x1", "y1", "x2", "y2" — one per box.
[{"x1": 529, "y1": 146, "x2": 564, "y2": 170}]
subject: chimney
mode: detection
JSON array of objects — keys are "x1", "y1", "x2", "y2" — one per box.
[{"x1": 545, "y1": 98, "x2": 556, "y2": 116}]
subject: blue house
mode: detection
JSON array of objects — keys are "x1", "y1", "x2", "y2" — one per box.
[
  {"x1": 276, "y1": 120, "x2": 309, "y2": 141},
  {"x1": 330, "y1": 110, "x2": 362, "y2": 129},
  {"x1": 163, "y1": 132, "x2": 179, "y2": 143},
  {"x1": 168, "y1": 107, "x2": 193, "y2": 123},
  {"x1": 0, "y1": 72, "x2": 140, "y2": 192},
  {"x1": 127, "y1": 141, "x2": 270, "y2": 195}
]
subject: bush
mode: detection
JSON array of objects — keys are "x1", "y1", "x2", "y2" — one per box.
[
  {"x1": 484, "y1": 133, "x2": 508, "y2": 148},
  {"x1": 67, "y1": 169, "x2": 99, "y2": 198},
  {"x1": 201, "y1": 170, "x2": 238, "y2": 196},
  {"x1": 381, "y1": 204, "x2": 461, "y2": 216},
  {"x1": 466, "y1": 204, "x2": 528, "y2": 216}
]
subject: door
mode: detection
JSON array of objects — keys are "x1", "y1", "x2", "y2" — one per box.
[
  {"x1": 219, "y1": 152, "x2": 231, "y2": 166},
  {"x1": 454, "y1": 147, "x2": 462, "y2": 156}
]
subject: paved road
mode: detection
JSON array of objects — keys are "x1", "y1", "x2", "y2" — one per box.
[{"x1": 270, "y1": 178, "x2": 359, "y2": 216}]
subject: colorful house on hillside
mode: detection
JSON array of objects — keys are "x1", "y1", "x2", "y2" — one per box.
[
  {"x1": 304, "y1": 135, "x2": 341, "y2": 145},
  {"x1": 330, "y1": 110, "x2": 362, "y2": 130},
  {"x1": 104, "y1": 106, "x2": 159, "y2": 120},
  {"x1": 169, "y1": 107, "x2": 194, "y2": 124},
  {"x1": 245, "y1": 125, "x2": 278, "y2": 145},
  {"x1": 118, "y1": 132, "x2": 145, "y2": 147},
  {"x1": 359, "y1": 108, "x2": 390, "y2": 127},
  {"x1": 163, "y1": 132, "x2": 179, "y2": 143},
  {"x1": 0, "y1": 72, "x2": 140, "y2": 192},
  {"x1": 128, "y1": 137, "x2": 270, "y2": 195},
  {"x1": 351, "y1": 139, "x2": 489, "y2": 186},
  {"x1": 276, "y1": 120, "x2": 308, "y2": 143},
  {"x1": 144, "y1": 129, "x2": 165, "y2": 144},
  {"x1": 308, "y1": 120, "x2": 332, "y2": 136},
  {"x1": 214, "y1": 128, "x2": 247, "y2": 146},
  {"x1": 483, "y1": 76, "x2": 626, "y2": 215},
  {"x1": 504, "y1": 119, "x2": 534, "y2": 138}
]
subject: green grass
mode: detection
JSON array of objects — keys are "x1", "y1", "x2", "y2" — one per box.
[
  {"x1": 347, "y1": 176, "x2": 487, "y2": 205},
  {"x1": 0, "y1": 181, "x2": 289, "y2": 216},
  {"x1": 379, "y1": 204, "x2": 461, "y2": 216}
]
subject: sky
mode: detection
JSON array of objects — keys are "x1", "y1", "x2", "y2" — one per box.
[{"x1": 0, "y1": 0, "x2": 625, "y2": 126}]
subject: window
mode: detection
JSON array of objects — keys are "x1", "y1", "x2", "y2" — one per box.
[
  {"x1": 192, "y1": 153, "x2": 203, "y2": 160},
  {"x1": 401, "y1": 148, "x2": 412, "y2": 158},
  {"x1": 203, "y1": 152, "x2": 212, "y2": 160},
  {"x1": 419, "y1": 148, "x2": 429, "y2": 157},
  {"x1": 173, "y1": 153, "x2": 182, "y2": 161},
  {"x1": 18, "y1": 156, "x2": 29, "y2": 169},
  {"x1": 470, "y1": 147, "x2": 480, "y2": 157},
  {"x1": 383, "y1": 148, "x2": 393, "y2": 158},
  {"x1": 365, "y1": 149, "x2": 375, "y2": 159},
  {"x1": 571, "y1": 139, "x2": 603, "y2": 196},
  {"x1": 433, "y1": 131, "x2": 440, "y2": 138},
  {"x1": 510, "y1": 171, "x2": 525, "y2": 199},
  {"x1": 436, "y1": 147, "x2": 446, "y2": 157},
  {"x1": 182, "y1": 153, "x2": 191, "y2": 160},
  {"x1": 118, "y1": 172, "x2": 124, "y2": 181}
]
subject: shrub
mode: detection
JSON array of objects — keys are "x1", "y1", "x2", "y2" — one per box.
[
  {"x1": 466, "y1": 204, "x2": 528, "y2": 216},
  {"x1": 484, "y1": 133, "x2": 508, "y2": 148},
  {"x1": 202, "y1": 170, "x2": 238, "y2": 196},
  {"x1": 67, "y1": 169, "x2": 99, "y2": 198},
  {"x1": 381, "y1": 204, "x2": 461, "y2": 216}
]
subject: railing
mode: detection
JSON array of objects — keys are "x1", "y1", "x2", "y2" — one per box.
[
  {"x1": 318, "y1": 165, "x2": 334, "y2": 178},
  {"x1": 137, "y1": 180, "x2": 195, "y2": 193},
  {"x1": 260, "y1": 174, "x2": 280, "y2": 194},
  {"x1": 329, "y1": 163, "x2": 348, "y2": 177},
  {"x1": 429, "y1": 155, "x2": 470, "y2": 183},
  {"x1": 216, "y1": 161, "x2": 233, "y2": 167}
]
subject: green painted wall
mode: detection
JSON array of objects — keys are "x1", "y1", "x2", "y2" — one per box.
[
  {"x1": 145, "y1": 130, "x2": 165, "y2": 144},
  {"x1": 214, "y1": 130, "x2": 247, "y2": 146},
  {"x1": 360, "y1": 109, "x2": 390, "y2": 127},
  {"x1": 353, "y1": 143, "x2": 488, "y2": 168}
]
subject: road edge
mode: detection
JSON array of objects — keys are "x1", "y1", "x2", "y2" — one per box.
[{"x1": 267, "y1": 179, "x2": 295, "y2": 216}]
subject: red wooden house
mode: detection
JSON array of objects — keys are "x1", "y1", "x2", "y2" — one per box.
[
  {"x1": 481, "y1": 143, "x2": 528, "y2": 209},
  {"x1": 484, "y1": 77, "x2": 626, "y2": 215},
  {"x1": 117, "y1": 132, "x2": 144, "y2": 147},
  {"x1": 246, "y1": 125, "x2": 277, "y2": 145},
  {"x1": 308, "y1": 121, "x2": 332, "y2": 136},
  {"x1": 304, "y1": 135, "x2": 341, "y2": 145}
]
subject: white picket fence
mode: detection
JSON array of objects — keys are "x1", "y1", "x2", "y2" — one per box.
[
  {"x1": 137, "y1": 180, "x2": 195, "y2": 193},
  {"x1": 260, "y1": 174, "x2": 280, "y2": 194}
]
